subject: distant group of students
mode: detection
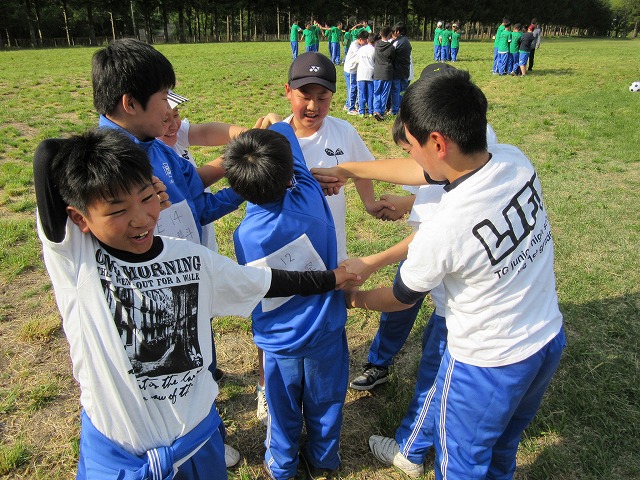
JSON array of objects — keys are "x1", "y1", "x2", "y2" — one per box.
[
  {"x1": 432, "y1": 21, "x2": 462, "y2": 62},
  {"x1": 492, "y1": 17, "x2": 542, "y2": 76},
  {"x1": 289, "y1": 18, "x2": 372, "y2": 65},
  {"x1": 35, "y1": 30, "x2": 564, "y2": 480}
]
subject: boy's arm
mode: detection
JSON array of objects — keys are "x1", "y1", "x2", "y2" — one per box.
[
  {"x1": 195, "y1": 114, "x2": 283, "y2": 187},
  {"x1": 376, "y1": 193, "x2": 416, "y2": 221},
  {"x1": 353, "y1": 178, "x2": 397, "y2": 218},
  {"x1": 345, "y1": 286, "x2": 416, "y2": 312},
  {"x1": 265, "y1": 266, "x2": 359, "y2": 298},
  {"x1": 312, "y1": 158, "x2": 428, "y2": 190},
  {"x1": 341, "y1": 231, "x2": 415, "y2": 284},
  {"x1": 34, "y1": 138, "x2": 68, "y2": 242}
]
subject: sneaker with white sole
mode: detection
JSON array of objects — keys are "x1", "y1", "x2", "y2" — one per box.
[
  {"x1": 369, "y1": 435, "x2": 424, "y2": 478},
  {"x1": 349, "y1": 363, "x2": 389, "y2": 390},
  {"x1": 256, "y1": 385, "x2": 268, "y2": 425},
  {"x1": 224, "y1": 444, "x2": 241, "y2": 468}
]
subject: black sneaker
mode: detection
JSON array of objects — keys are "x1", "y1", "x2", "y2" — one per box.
[
  {"x1": 349, "y1": 363, "x2": 389, "y2": 391},
  {"x1": 214, "y1": 368, "x2": 225, "y2": 382},
  {"x1": 373, "y1": 112, "x2": 385, "y2": 122},
  {"x1": 300, "y1": 451, "x2": 338, "y2": 480}
]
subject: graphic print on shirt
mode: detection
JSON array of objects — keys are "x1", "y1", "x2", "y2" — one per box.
[
  {"x1": 472, "y1": 173, "x2": 552, "y2": 277},
  {"x1": 96, "y1": 248, "x2": 204, "y2": 403},
  {"x1": 324, "y1": 147, "x2": 344, "y2": 165}
]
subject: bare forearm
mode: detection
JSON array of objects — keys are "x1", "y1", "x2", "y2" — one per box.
[
  {"x1": 196, "y1": 156, "x2": 225, "y2": 187},
  {"x1": 346, "y1": 286, "x2": 415, "y2": 312}
]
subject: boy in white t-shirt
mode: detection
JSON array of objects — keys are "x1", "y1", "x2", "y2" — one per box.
[
  {"x1": 355, "y1": 33, "x2": 377, "y2": 117},
  {"x1": 249, "y1": 51, "x2": 394, "y2": 425},
  {"x1": 33, "y1": 128, "x2": 357, "y2": 480},
  {"x1": 312, "y1": 68, "x2": 565, "y2": 479}
]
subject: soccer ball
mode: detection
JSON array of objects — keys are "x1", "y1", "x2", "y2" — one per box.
[{"x1": 629, "y1": 81, "x2": 640, "y2": 92}]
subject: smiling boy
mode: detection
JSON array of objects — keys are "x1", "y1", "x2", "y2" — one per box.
[
  {"x1": 93, "y1": 38, "x2": 241, "y2": 246},
  {"x1": 34, "y1": 128, "x2": 358, "y2": 480}
]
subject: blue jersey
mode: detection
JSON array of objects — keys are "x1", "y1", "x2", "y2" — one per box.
[
  {"x1": 233, "y1": 122, "x2": 347, "y2": 357},
  {"x1": 99, "y1": 116, "x2": 243, "y2": 244}
]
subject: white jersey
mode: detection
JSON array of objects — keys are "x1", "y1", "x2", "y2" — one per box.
[
  {"x1": 170, "y1": 119, "x2": 218, "y2": 252},
  {"x1": 400, "y1": 144, "x2": 563, "y2": 367},
  {"x1": 38, "y1": 217, "x2": 271, "y2": 455},
  {"x1": 285, "y1": 115, "x2": 374, "y2": 262},
  {"x1": 343, "y1": 42, "x2": 361, "y2": 74},
  {"x1": 356, "y1": 44, "x2": 375, "y2": 81}
]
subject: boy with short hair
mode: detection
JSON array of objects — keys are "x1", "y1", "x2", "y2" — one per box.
[
  {"x1": 439, "y1": 23, "x2": 452, "y2": 62},
  {"x1": 373, "y1": 26, "x2": 395, "y2": 121},
  {"x1": 492, "y1": 17, "x2": 510, "y2": 73},
  {"x1": 343, "y1": 30, "x2": 368, "y2": 115},
  {"x1": 225, "y1": 122, "x2": 350, "y2": 480},
  {"x1": 33, "y1": 128, "x2": 357, "y2": 479},
  {"x1": 509, "y1": 23, "x2": 523, "y2": 75},
  {"x1": 92, "y1": 38, "x2": 242, "y2": 246},
  {"x1": 290, "y1": 18, "x2": 302, "y2": 60},
  {"x1": 158, "y1": 92, "x2": 247, "y2": 252},
  {"x1": 301, "y1": 21, "x2": 316, "y2": 53},
  {"x1": 313, "y1": 68, "x2": 565, "y2": 479},
  {"x1": 250, "y1": 51, "x2": 392, "y2": 424},
  {"x1": 390, "y1": 22, "x2": 412, "y2": 115},
  {"x1": 355, "y1": 33, "x2": 377, "y2": 117},
  {"x1": 450, "y1": 23, "x2": 461, "y2": 62},
  {"x1": 433, "y1": 21, "x2": 443, "y2": 61},
  {"x1": 495, "y1": 22, "x2": 512, "y2": 74},
  {"x1": 518, "y1": 24, "x2": 537, "y2": 76}
]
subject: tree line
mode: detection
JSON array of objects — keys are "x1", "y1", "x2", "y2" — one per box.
[{"x1": 2, "y1": 0, "x2": 638, "y2": 49}]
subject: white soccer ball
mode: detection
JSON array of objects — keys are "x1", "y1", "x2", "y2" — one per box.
[{"x1": 629, "y1": 81, "x2": 640, "y2": 92}]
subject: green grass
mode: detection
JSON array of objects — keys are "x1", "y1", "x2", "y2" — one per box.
[{"x1": 0, "y1": 37, "x2": 639, "y2": 479}]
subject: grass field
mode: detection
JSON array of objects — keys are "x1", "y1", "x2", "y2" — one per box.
[{"x1": 0, "y1": 37, "x2": 639, "y2": 479}]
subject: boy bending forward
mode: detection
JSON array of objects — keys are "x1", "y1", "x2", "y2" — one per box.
[
  {"x1": 34, "y1": 128, "x2": 356, "y2": 479},
  {"x1": 225, "y1": 123, "x2": 348, "y2": 480}
]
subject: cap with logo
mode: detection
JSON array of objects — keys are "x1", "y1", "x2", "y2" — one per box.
[{"x1": 288, "y1": 52, "x2": 336, "y2": 93}]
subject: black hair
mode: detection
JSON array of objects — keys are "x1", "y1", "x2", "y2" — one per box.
[
  {"x1": 368, "y1": 33, "x2": 378, "y2": 44},
  {"x1": 223, "y1": 129, "x2": 294, "y2": 205},
  {"x1": 400, "y1": 69, "x2": 488, "y2": 155},
  {"x1": 357, "y1": 30, "x2": 369, "y2": 41},
  {"x1": 392, "y1": 115, "x2": 409, "y2": 146},
  {"x1": 514, "y1": 23, "x2": 522, "y2": 30},
  {"x1": 392, "y1": 22, "x2": 407, "y2": 36},
  {"x1": 92, "y1": 38, "x2": 176, "y2": 115},
  {"x1": 379, "y1": 25, "x2": 392, "y2": 38},
  {"x1": 445, "y1": 23, "x2": 451, "y2": 29},
  {"x1": 52, "y1": 129, "x2": 153, "y2": 213}
]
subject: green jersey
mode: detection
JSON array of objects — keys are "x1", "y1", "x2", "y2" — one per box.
[
  {"x1": 440, "y1": 29, "x2": 451, "y2": 47},
  {"x1": 311, "y1": 24, "x2": 321, "y2": 45},
  {"x1": 451, "y1": 31, "x2": 461, "y2": 48},
  {"x1": 496, "y1": 29, "x2": 511, "y2": 52},
  {"x1": 290, "y1": 23, "x2": 301, "y2": 42},
  {"x1": 494, "y1": 24, "x2": 505, "y2": 47},
  {"x1": 302, "y1": 28, "x2": 315, "y2": 47},
  {"x1": 509, "y1": 31, "x2": 522, "y2": 53},
  {"x1": 434, "y1": 27, "x2": 443, "y2": 45},
  {"x1": 329, "y1": 26, "x2": 342, "y2": 43}
]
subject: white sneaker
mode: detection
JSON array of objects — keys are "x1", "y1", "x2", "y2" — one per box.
[
  {"x1": 224, "y1": 444, "x2": 240, "y2": 468},
  {"x1": 256, "y1": 385, "x2": 268, "y2": 426},
  {"x1": 369, "y1": 435, "x2": 424, "y2": 478}
]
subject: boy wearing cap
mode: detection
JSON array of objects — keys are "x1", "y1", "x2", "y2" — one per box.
[
  {"x1": 433, "y1": 21, "x2": 443, "y2": 61},
  {"x1": 284, "y1": 51, "x2": 391, "y2": 263}
]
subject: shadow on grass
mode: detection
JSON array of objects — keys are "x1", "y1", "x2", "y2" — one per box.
[{"x1": 516, "y1": 291, "x2": 640, "y2": 480}]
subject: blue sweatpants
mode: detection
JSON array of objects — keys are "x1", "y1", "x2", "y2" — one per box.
[
  {"x1": 344, "y1": 72, "x2": 358, "y2": 111},
  {"x1": 434, "y1": 328, "x2": 566, "y2": 480},
  {"x1": 373, "y1": 80, "x2": 392, "y2": 116},
  {"x1": 396, "y1": 311, "x2": 447, "y2": 464},
  {"x1": 263, "y1": 331, "x2": 349, "y2": 479},
  {"x1": 357, "y1": 80, "x2": 374, "y2": 115}
]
